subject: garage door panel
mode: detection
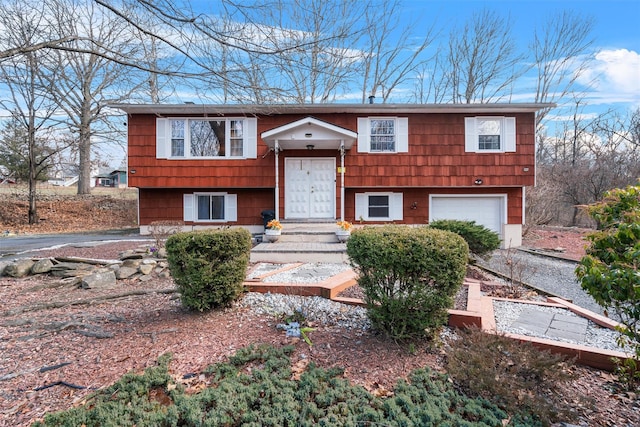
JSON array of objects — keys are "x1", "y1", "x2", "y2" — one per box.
[{"x1": 430, "y1": 196, "x2": 504, "y2": 236}]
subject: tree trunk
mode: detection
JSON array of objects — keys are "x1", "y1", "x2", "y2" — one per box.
[
  {"x1": 570, "y1": 206, "x2": 579, "y2": 227},
  {"x1": 28, "y1": 161, "x2": 38, "y2": 224},
  {"x1": 77, "y1": 129, "x2": 92, "y2": 195},
  {"x1": 27, "y1": 53, "x2": 38, "y2": 224},
  {"x1": 77, "y1": 93, "x2": 92, "y2": 195}
]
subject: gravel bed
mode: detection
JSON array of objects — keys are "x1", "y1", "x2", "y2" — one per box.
[
  {"x1": 493, "y1": 300, "x2": 626, "y2": 352},
  {"x1": 479, "y1": 250, "x2": 605, "y2": 315},
  {"x1": 240, "y1": 292, "x2": 371, "y2": 331},
  {"x1": 245, "y1": 261, "x2": 628, "y2": 352},
  {"x1": 248, "y1": 263, "x2": 299, "y2": 279},
  {"x1": 257, "y1": 262, "x2": 351, "y2": 284}
]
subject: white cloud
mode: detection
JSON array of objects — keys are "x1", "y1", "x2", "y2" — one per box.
[{"x1": 578, "y1": 48, "x2": 640, "y2": 105}]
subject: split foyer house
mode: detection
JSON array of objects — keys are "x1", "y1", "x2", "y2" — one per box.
[{"x1": 113, "y1": 103, "x2": 552, "y2": 247}]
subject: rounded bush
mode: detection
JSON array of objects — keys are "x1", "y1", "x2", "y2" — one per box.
[
  {"x1": 165, "y1": 228, "x2": 251, "y2": 311},
  {"x1": 428, "y1": 219, "x2": 500, "y2": 257},
  {"x1": 346, "y1": 225, "x2": 468, "y2": 340}
]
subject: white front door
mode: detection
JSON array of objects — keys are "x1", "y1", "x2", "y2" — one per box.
[{"x1": 285, "y1": 158, "x2": 335, "y2": 219}]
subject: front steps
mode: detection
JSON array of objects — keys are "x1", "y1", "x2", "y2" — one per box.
[{"x1": 250, "y1": 222, "x2": 348, "y2": 263}]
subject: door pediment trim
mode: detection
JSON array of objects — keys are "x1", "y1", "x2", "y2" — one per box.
[{"x1": 261, "y1": 117, "x2": 356, "y2": 150}]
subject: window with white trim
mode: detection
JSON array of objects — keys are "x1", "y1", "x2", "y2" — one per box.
[
  {"x1": 157, "y1": 117, "x2": 257, "y2": 159},
  {"x1": 355, "y1": 192, "x2": 403, "y2": 221},
  {"x1": 197, "y1": 194, "x2": 225, "y2": 220},
  {"x1": 368, "y1": 195, "x2": 390, "y2": 218},
  {"x1": 464, "y1": 116, "x2": 516, "y2": 153},
  {"x1": 357, "y1": 117, "x2": 409, "y2": 153},
  {"x1": 183, "y1": 193, "x2": 237, "y2": 222}
]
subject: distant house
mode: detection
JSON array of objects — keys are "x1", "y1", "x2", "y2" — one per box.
[
  {"x1": 0, "y1": 166, "x2": 16, "y2": 185},
  {"x1": 94, "y1": 169, "x2": 128, "y2": 188},
  {"x1": 112, "y1": 103, "x2": 552, "y2": 247}
]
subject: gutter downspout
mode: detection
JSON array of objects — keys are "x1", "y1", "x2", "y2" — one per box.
[
  {"x1": 340, "y1": 140, "x2": 345, "y2": 222},
  {"x1": 275, "y1": 141, "x2": 280, "y2": 221}
]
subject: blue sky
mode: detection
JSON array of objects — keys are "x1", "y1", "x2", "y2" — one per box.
[
  {"x1": 414, "y1": 0, "x2": 639, "y2": 51},
  {"x1": 407, "y1": 0, "x2": 640, "y2": 112},
  {"x1": 187, "y1": 0, "x2": 639, "y2": 115}
]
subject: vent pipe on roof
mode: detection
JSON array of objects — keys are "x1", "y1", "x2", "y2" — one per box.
[{"x1": 368, "y1": 95, "x2": 375, "y2": 104}]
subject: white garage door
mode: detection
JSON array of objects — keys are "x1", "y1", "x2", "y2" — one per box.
[{"x1": 430, "y1": 195, "x2": 505, "y2": 237}]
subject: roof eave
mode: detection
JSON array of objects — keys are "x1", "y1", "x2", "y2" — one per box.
[{"x1": 109, "y1": 102, "x2": 556, "y2": 116}]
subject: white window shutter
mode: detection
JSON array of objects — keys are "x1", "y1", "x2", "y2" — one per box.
[
  {"x1": 355, "y1": 193, "x2": 367, "y2": 220},
  {"x1": 225, "y1": 194, "x2": 238, "y2": 222},
  {"x1": 504, "y1": 117, "x2": 516, "y2": 152},
  {"x1": 244, "y1": 117, "x2": 258, "y2": 158},
  {"x1": 183, "y1": 194, "x2": 195, "y2": 221},
  {"x1": 464, "y1": 117, "x2": 477, "y2": 153},
  {"x1": 397, "y1": 118, "x2": 409, "y2": 152},
  {"x1": 357, "y1": 118, "x2": 370, "y2": 153},
  {"x1": 156, "y1": 118, "x2": 169, "y2": 159},
  {"x1": 391, "y1": 193, "x2": 404, "y2": 220}
]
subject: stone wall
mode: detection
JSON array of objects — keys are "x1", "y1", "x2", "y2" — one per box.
[{"x1": 0, "y1": 247, "x2": 171, "y2": 289}]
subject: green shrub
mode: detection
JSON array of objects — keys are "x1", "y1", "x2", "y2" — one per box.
[
  {"x1": 34, "y1": 345, "x2": 508, "y2": 427},
  {"x1": 346, "y1": 225, "x2": 469, "y2": 340},
  {"x1": 165, "y1": 228, "x2": 251, "y2": 311},
  {"x1": 32, "y1": 354, "x2": 179, "y2": 427},
  {"x1": 446, "y1": 327, "x2": 579, "y2": 426},
  {"x1": 576, "y1": 183, "x2": 640, "y2": 378},
  {"x1": 429, "y1": 219, "x2": 500, "y2": 257}
]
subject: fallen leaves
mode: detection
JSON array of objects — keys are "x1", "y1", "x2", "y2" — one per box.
[{"x1": 0, "y1": 192, "x2": 137, "y2": 234}]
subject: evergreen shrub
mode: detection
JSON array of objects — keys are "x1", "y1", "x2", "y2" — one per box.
[
  {"x1": 346, "y1": 225, "x2": 468, "y2": 340},
  {"x1": 428, "y1": 219, "x2": 500, "y2": 257},
  {"x1": 576, "y1": 183, "x2": 640, "y2": 389},
  {"x1": 34, "y1": 345, "x2": 509, "y2": 426},
  {"x1": 165, "y1": 228, "x2": 251, "y2": 311}
]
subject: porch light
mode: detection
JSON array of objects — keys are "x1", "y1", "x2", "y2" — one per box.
[
  {"x1": 306, "y1": 144, "x2": 315, "y2": 150},
  {"x1": 305, "y1": 133, "x2": 312, "y2": 138}
]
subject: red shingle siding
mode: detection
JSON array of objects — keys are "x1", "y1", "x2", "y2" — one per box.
[
  {"x1": 344, "y1": 187, "x2": 523, "y2": 226},
  {"x1": 128, "y1": 110, "x2": 534, "y2": 226},
  {"x1": 128, "y1": 112, "x2": 535, "y2": 189},
  {"x1": 138, "y1": 188, "x2": 274, "y2": 226}
]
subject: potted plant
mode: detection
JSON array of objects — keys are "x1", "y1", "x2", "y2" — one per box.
[
  {"x1": 335, "y1": 220, "x2": 352, "y2": 242},
  {"x1": 264, "y1": 219, "x2": 283, "y2": 242}
]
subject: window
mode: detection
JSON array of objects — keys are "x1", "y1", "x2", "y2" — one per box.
[
  {"x1": 157, "y1": 117, "x2": 257, "y2": 159},
  {"x1": 464, "y1": 116, "x2": 516, "y2": 153},
  {"x1": 370, "y1": 119, "x2": 396, "y2": 151},
  {"x1": 183, "y1": 193, "x2": 237, "y2": 222},
  {"x1": 355, "y1": 192, "x2": 403, "y2": 221},
  {"x1": 197, "y1": 194, "x2": 225, "y2": 220},
  {"x1": 477, "y1": 118, "x2": 501, "y2": 150},
  {"x1": 171, "y1": 120, "x2": 185, "y2": 156},
  {"x1": 357, "y1": 117, "x2": 409, "y2": 153},
  {"x1": 368, "y1": 195, "x2": 389, "y2": 218}
]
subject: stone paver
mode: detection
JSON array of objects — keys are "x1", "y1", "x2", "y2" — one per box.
[
  {"x1": 546, "y1": 326, "x2": 586, "y2": 342},
  {"x1": 511, "y1": 306, "x2": 588, "y2": 343},
  {"x1": 553, "y1": 313, "x2": 589, "y2": 326}
]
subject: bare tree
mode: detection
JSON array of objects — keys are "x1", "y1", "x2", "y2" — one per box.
[
  {"x1": 41, "y1": 0, "x2": 147, "y2": 194},
  {"x1": 0, "y1": 0, "x2": 83, "y2": 62},
  {"x1": 440, "y1": 9, "x2": 525, "y2": 103},
  {"x1": 0, "y1": 0, "x2": 72, "y2": 223},
  {"x1": 236, "y1": 0, "x2": 365, "y2": 103},
  {"x1": 358, "y1": 0, "x2": 436, "y2": 103},
  {"x1": 536, "y1": 106, "x2": 640, "y2": 226},
  {"x1": 532, "y1": 10, "x2": 595, "y2": 127},
  {"x1": 94, "y1": 0, "x2": 358, "y2": 101}
]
